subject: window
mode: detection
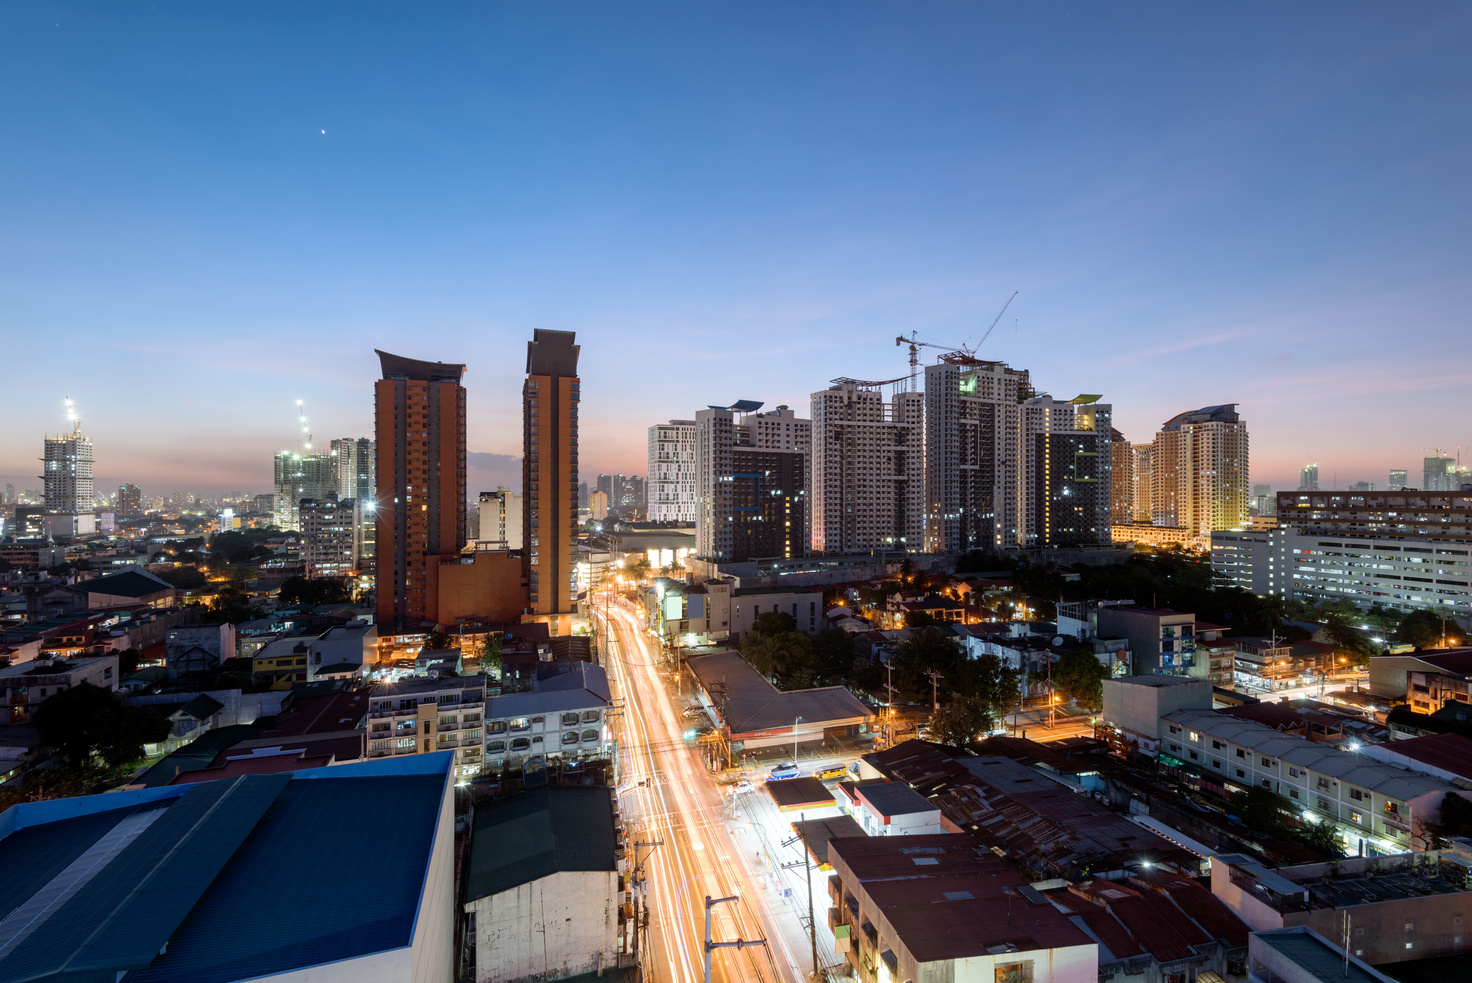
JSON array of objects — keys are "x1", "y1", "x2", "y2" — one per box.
[
  {"x1": 1261, "y1": 779, "x2": 1272, "y2": 789},
  {"x1": 1261, "y1": 757, "x2": 1274, "y2": 768},
  {"x1": 995, "y1": 962, "x2": 1033, "y2": 983},
  {"x1": 1350, "y1": 811, "x2": 1363, "y2": 824},
  {"x1": 1212, "y1": 740, "x2": 1224, "y2": 750},
  {"x1": 582, "y1": 728, "x2": 599, "y2": 742},
  {"x1": 1189, "y1": 750, "x2": 1200, "y2": 761},
  {"x1": 1288, "y1": 767, "x2": 1300, "y2": 779},
  {"x1": 488, "y1": 720, "x2": 507, "y2": 735},
  {"x1": 1188, "y1": 731, "x2": 1200, "y2": 742},
  {"x1": 1236, "y1": 769, "x2": 1246, "y2": 779},
  {"x1": 1169, "y1": 725, "x2": 1181, "y2": 735},
  {"x1": 1213, "y1": 760, "x2": 1223, "y2": 769},
  {"x1": 562, "y1": 731, "x2": 580, "y2": 745},
  {"x1": 1349, "y1": 788, "x2": 1364, "y2": 801},
  {"x1": 510, "y1": 738, "x2": 531, "y2": 751},
  {"x1": 582, "y1": 710, "x2": 602, "y2": 723},
  {"x1": 1289, "y1": 789, "x2": 1299, "y2": 800},
  {"x1": 487, "y1": 740, "x2": 506, "y2": 752},
  {"x1": 509, "y1": 718, "x2": 530, "y2": 732},
  {"x1": 1318, "y1": 798, "x2": 1331, "y2": 811},
  {"x1": 561, "y1": 713, "x2": 580, "y2": 726},
  {"x1": 1236, "y1": 749, "x2": 1246, "y2": 759}
]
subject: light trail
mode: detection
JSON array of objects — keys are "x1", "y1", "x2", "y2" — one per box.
[{"x1": 597, "y1": 595, "x2": 803, "y2": 983}]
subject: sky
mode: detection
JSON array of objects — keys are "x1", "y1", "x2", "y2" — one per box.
[{"x1": 3, "y1": 2, "x2": 1471, "y2": 498}]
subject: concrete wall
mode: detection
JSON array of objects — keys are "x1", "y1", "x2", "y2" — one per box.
[
  {"x1": 427, "y1": 551, "x2": 525, "y2": 626},
  {"x1": 127, "y1": 689, "x2": 288, "y2": 726},
  {"x1": 1369, "y1": 654, "x2": 1439, "y2": 699},
  {"x1": 469, "y1": 869, "x2": 620, "y2": 983},
  {"x1": 409, "y1": 755, "x2": 456, "y2": 983},
  {"x1": 933, "y1": 943, "x2": 1097, "y2": 983},
  {"x1": 1102, "y1": 677, "x2": 1212, "y2": 744}
]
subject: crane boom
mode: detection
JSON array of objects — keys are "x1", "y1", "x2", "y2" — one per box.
[{"x1": 968, "y1": 290, "x2": 1018, "y2": 351}]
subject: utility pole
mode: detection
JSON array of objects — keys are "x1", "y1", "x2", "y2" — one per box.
[
  {"x1": 925, "y1": 668, "x2": 943, "y2": 712},
  {"x1": 783, "y1": 814, "x2": 820, "y2": 981},
  {"x1": 703, "y1": 895, "x2": 765, "y2": 983},
  {"x1": 629, "y1": 838, "x2": 663, "y2": 960},
  {"x1": 885, "y1": 660, "x2": 895, "y2": 747}
]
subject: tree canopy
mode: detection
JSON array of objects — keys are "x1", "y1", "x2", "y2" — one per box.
[
  {"x1": 1051, "y1": 650, "x2": 1112, "y2": 710},
  {"x1": 928, "y1": 695, "x2": 992, "y2": 749},
  {"x1": 32, "y1": 683, "x2": 171, "y2": 769},
  {"x1": 278, "y1": 576, "x2": 352, "y2": 606}
]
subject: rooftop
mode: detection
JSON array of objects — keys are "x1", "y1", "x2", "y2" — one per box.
[
  {"x1": 465, "y1": 786, "x2": 616, "y2": 902},
  {"x1": 1216, "y1": 849, "x2": 1472, "y2": 914},
  {"x1": 371, "y1": 675, "x2": 484, "y2": 699},
  {"x1": 686, "y1": 650, "x2": 872, "y2": 735},
  {"x1": 856, "y1": 780, "x2": 938, "y2": 819},
  {"x1": 1370, "y1": 732, "x2": 1472, "y2": 780},
  {"x1": 74, "y1": 568, "x2": 175, "y2": 597},
  {"x1": 828, "y1": 834, "x2": 1093, "y2": 963},
  {"x1": 765, "y1": 777, "x2": 836, "y2": 811},
  {"x1": 0, "y1": 754, "x2": 451, "y2": 983}
]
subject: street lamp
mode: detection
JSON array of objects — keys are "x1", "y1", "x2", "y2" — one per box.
[{"x1": 793, "y1": 716, "x2": 803, "y2": 766}]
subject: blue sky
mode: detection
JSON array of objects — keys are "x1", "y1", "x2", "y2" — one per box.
[{"x1": 3, "y1": 2, "x2": 1471, "y2": 497}]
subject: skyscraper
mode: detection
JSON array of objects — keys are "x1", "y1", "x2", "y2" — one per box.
[
  {"x1": 272, "y1": 451, "x2": 334, "y2": 531},
  {"x1": 117, "y1": 483, "x2": 142, "y2": 515},
  {"x1": 43, "y1": 415, "x2": 94, "y2": 514},
  {"x1": 694, "y1": 402, "x2": 810, "y2": 562},
  {"x1": 331, "y1": 437, "x2": 376, "y2": 502},
  {"x1": 1298, "y1": 464, "x2": 1319, "y2": 491},
  {"x1": 922, "y1": 360, "x2": 1029, "y2": 553},
  {"x1": 477, "y1": 487, "x2": 523, "y2": 550},
  {"x1": 374, "y1": 350, "x2": 468, "y2": 627},
  {"x1": 1131, "y1": 444, "x2": 1153, "y2": 524},
  {"x1": 1019, "y1": 395, "x2": 1112, "y2": 548},
  {"x1": 1149, "y1": 404, "x2": 1249, "y2": 535},
  {"x1": 1110, "y1": 430, "x2": 1134, "y2": 534},
  {"x1": 524, "y1": 329, "x2": 580, "y2": 633},
  {"x1": 1389, "y1": 469, "x2": 1408, "y2": 491},
  {"x1": 812, "y1": 382, "x2": 923, "y2": 554},
  {"x1": 300, "y1": 495, "x2": 361, "y2": 578},
  {"x1": 1424, "y1": 456, "x2": 1457, "y2": 492}
]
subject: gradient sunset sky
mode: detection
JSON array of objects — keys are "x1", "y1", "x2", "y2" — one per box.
[{"x1": 4, "y1": 3, "x2": 1471, "y2": 498}]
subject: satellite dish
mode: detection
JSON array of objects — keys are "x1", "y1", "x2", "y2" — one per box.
[{"x1": 1051, "y1": 636, "x2": 1064, "y2": 647}]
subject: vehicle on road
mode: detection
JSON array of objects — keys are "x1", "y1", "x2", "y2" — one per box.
[
  {"x1": 814, "y1": 764, "x2": 847, "y2": 780},
  {"x1": 683, "y1": 706, "x2": 706, "y2": 718},
  {"x1": 767, "y1": 762, "x2": 801, "y2": 780},
  {"x1": 728, "y1": 780, "x2": 755, "y2": 796}
]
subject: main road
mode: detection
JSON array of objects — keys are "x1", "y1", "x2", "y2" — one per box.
[{"x1": 596, "y1": 594, "x2": 806, "y2": 983}]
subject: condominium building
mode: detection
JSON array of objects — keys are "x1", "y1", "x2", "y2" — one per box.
[
  {"x1": 1020, "y1": 395, "x2": 1112, "y2": 548},
  {"x1": 330, "y1": 436, "x2": 376, "y2": 502},
  {"x1": 373, "y1": 349, "x2": 468, "y2": 627},
  {"x1": 477, "y1": 487, "x2": 523, "y2": 550},
  {"x1": 43, "y1": 423, "x2": 94, "y2": 514},
  {"x1": 811, "y1": 382, "x2": 923, "y2": 553},
  {"x1": 272, "y1": 451, "x2": 334, "y2": 531},
  {"x1": 1109, "y1": 430, "x2": 1133, "y2": 531},
  {"x1": 694, "y1": 402, "x2": 810, "y2": 562},
  {"x1": 1389, "y1": 469, "x2": 1408, "y2": 491},
  {"x1": 1299, "y1": 464, "x2": 1319, "y2": 491},
  {"x1": 117, "y1": 482, "x2": 142, "y2": 515},
  {"x1": 299, "y1": 494, "x2": 361, "y2": 578},
  {"x1": 921, "y1": 359, "x2": 1028, "y2": 553},
  {"x1": 366, "y1": 675, "x2": 485, "y2": 780},
  {"x1": 648, "y1": 419, "x2": 698, "y2": 523},
  {"x1": 524, "y1": 329, "x2": 580, "y2": 633},
  {"x1": 1147, "y1": 404, "x2": 1250, "y2": 537},
  {"x1": 1251, "y1": 482, "x2": 1275, "y2": 517},
  {"x1": 1131, "y1": 443, "x2": 1153, "y2": 522},
  {"x1": 483, "y1": 662, "x2": 611, "y2": 772},
  {"x1": 1423, "y1": 456, "x2": 1458, "y2": 492}
]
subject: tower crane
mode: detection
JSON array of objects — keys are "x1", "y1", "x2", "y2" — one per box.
[{"x1": 894, "y1": 291, "x2": 1020, "y2": 382}]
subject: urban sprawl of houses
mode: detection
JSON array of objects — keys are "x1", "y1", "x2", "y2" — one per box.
[{"x1": 3, "y1": 332, "x2": 1472, "y2": 983}]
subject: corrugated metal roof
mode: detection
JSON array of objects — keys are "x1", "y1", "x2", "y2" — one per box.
[{"x1": 465, "y1": 787, "x2": 616, "y2": 902}]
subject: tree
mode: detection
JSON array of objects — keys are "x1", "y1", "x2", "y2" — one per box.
[
  {"x1": 31, "y1": 683, "x2": 171, "y2": 770},
  {"x1": 752, "y1": 611, "x2": 798, "y2": 636},
  {"x1": 424, "y1": 630, "x2": 455, "y2": 651},
  {"x1": 277, "y1": 576, "x2": 351, "y2": 606},
  {"x1": 1051, "y1": 650, "x2": 1112, "y2": 711},
  {"x1": 810, "y1": 628, "x2": 857, "y2": 683},
  {"x1": 478, "y1": 634, "x2": 503, "y2": 679},
  {"x1": 1397, "y1": 609, "x2": 1445, "y2": 650},
  {"x1": 156, "y1": 566, "x2": 206, "y2": 589},
  {"x1": 624, "y1": 554, "x2": 652, "y2": 582},
  {"x1": 742, "y1": 627, "x2": 815, "y2": 689},
  {"x1": 960, "y1": 651, "x2": 1023, "y2": 725},
  {"x1": 929, "y1": 695, "x2": 991, "y2": 749},
  {"x1": 1322, "y1": 612, "x2": 1375, "y2": 660},
  {"x1": 1423, "y1": 792, "x2": 1472, "y2": 847},
  {"x1": 889, "y1": 628, "x2": 964, "y2": 703},
  {"x1": 1232, "y1": 786, "x2": 1292, "y2": 837},
  {"x1": 903, "y1": 610, "x2": 937, "y2": 628}
]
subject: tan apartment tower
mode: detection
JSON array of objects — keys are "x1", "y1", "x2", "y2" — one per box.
[
  {"x1": 1151, "y1": 404, "x2": 1249, "y2": 535},
  {"x1": 524, "y1": 330, "x2": 580, "y2": 635},
  {"x1": 374, "y1": 350, "x2": 468, "y2": 627}
]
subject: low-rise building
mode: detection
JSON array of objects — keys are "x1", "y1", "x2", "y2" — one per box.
[
  {"x1": 484, "y1": 662, "x2": 611, "y2": 773},
  {"x1": 462, "y1": 786, "x2": 627, "y2": 983},
  {"x1": 251, "y1": 634, "x2": 317, "y2": 689},
  {"x1": 0, "y1": 752, "x2": 455, "y2": 983},
  {"x1": 367, "y1": 675, "x2": 485, "y2": 780},
  {"x1": 838, "y1": 780, "x2": 944, "y2": 836},
  {"x1": 827, "y1": 833, "x2": 1098, "y2": 983},
  {"x1": 1246, "y1": 927, "x2": 1398, "y2": 983},
  {"x1": 0, "y1": 653, "x2": 119, "y2": 724},
  {"x1": 1097, "y1": 606, "x2": 1196, "y2": 675},
  {"x1": 165, "y1": 622, "x2": 236, "y2": 680},
  {"x1": 1102, "y1": 674, "x2": 1213, "y2": 755},
  {"x1": 1212, "y1": 846, "x2": 1472, "y2": 966},
  {"x1": 685, "y1": 649, "x2": 873, "y2": 754},
  {"x1": 310, "y1": 621, "x2": 378, "y2": 676}
]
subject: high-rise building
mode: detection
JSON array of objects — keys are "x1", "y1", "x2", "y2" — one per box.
[
  {"x1": 477, "y1": 487, "x2": 524, "y2": 550},
  {"x1": 922, "y1": 360, "x2": 1028, "y2": 553},
  {"x1": 300, "y1": 495, "x2": 361, "y2": 578},
  {"x1": 1131, "y1": 444, "x2": 1153, "y2": 524},
  {"x1": 1348, "y1": 480, "x2": 1375, "y2": 492},
  {"x1": 577, "y1": 481, "x2": 589, "y2": 510},
  {"x1": 624, "y1": 475, "x2": 646, "y2": 517},
  {"x1": 3, "y1": 484, "x2": 13, "y2": 505},
  {"x1": 590, "y1": 490, "x2": 609, "y2": 520},
  {"x1": 1250, "y1": 482, "x2": 1276, "y2": 517},
  {"x1": 43, "y1": 422, "x2": 94, "y2": 514},
  {"x1": 1149, "y1": 405, "x2": 1249, "y2": 536},
  {"x1": 272, "y1": 452, "x2": 334, "y2": 531},
  {"x1": 694, "y1": 402, "x2": 810, "y2": 562},
  {"x1": 1109, "y1": 430, "x2": 1134, "y2": 534},
  {"x1": 117, "y1": 483, "x2": 142, "y2": 515},
  {"x1": 650, "y1": 420, "x2": 700, "y2": 525},
  {"x1": 331, "y1": 437, "x2": 376, "y2": 562},
  {"x1": 1389, "y1": 469, "x2": 1409, "y2": 491},
  {"x1": 1298, "y1": 464, "x2": 1319, "y2": 491},
  {"x1": 524, "y1": 329, "x2": 580, "y2": 633},
  {"x1": 812, "y1": 382, "x2": 923, "y2": 553},
  {"x1": 1019, "y1": 395, "x2": 1112, "y2": 548},
  {"x1": 1424, "y1": 456, "x2": 1457, "y2": 492},
  {"x1": 374, "y1": 350, "x2": 468, "y2": 627}
]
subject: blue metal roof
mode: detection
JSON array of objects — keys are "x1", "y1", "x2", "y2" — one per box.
[{"x1": 0, "y1": 757, "x2": 450, "y2": 983}]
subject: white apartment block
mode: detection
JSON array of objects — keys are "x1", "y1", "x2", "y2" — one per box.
[
  {"x1": 299, "y1": 495, "x2": 361, "y2": 577},
  {"x1": 484, "y1": 664, "x2": 612, "y2": 772},
  {"x1": 811, "y1": 382, "x2": 923, "y2": 553},
  {"x1": 477, "y1": 487, "x2": 524, "y2": 549},
  {"x1": 922, "y1": 360, "x2": 1028, "y2": 553},
  {"x1": 694, "y1": 403, "x2": 810, "y2": 562},
  {"x1": 1159, "y1": 707, "x2": 1466, "y2": 856},
  {"x1": 367, "y1": 676, "x2": 485, "y2": 780},
  {"x1": 648, "y1": 419, "x2": 698, "y2": 523}
]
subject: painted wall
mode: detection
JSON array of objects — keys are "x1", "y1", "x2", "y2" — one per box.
[
  {"x1": 468, "y1": 869, "x2": 620, "y2": 983},
  {"x1": 427, "y1": 550, "x2": 525, "y2": 626}
]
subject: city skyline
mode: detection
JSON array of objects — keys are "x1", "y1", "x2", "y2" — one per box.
[{"x1": 5, "y1": 4, "x2": 1472, "y2": 495}]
